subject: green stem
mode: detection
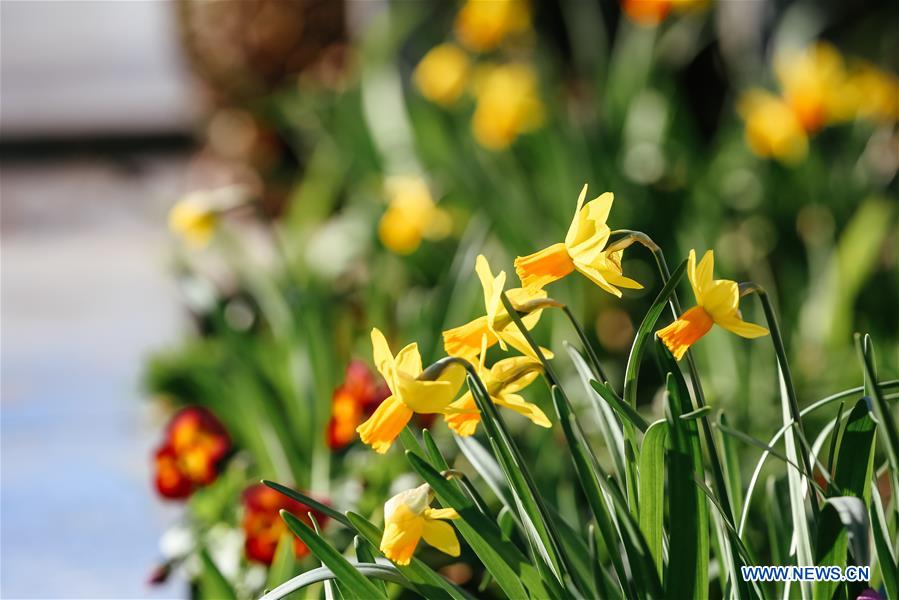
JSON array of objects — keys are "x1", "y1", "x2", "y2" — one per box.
[{"x1": 742, "y1": 284, "x2": 820, "y2": 523}]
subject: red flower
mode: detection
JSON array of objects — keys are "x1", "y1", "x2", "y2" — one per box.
[
  {"x1": 241, "y1": 483, "x2": 329, "y2": 565},
  {"x1": 153, "y1": 407, "x2": 231, "y2": 500},
  {"x1": 326, "y1": 360, "x2": 389, "y2": 450}
]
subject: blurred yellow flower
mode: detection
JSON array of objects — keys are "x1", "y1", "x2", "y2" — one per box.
[
  {"x1": 454, "y1": 0, "x2": 531, "y2": 53},
  {"x1": 657, "y1": 249, "x2": 768, "y2": 360},
  {"x1": 445, "y1": 354, "x2": 549, "y2": 436},
  {"x1": 776, "y1": 42, "x2": 850, "y2": 132},
  {"x1": 514, "y1": 184, "x2": 643, "y2": 296},
  {"x1": 380, "y1": 484, "x2": 460, "y2": 566},
  {"x1": 738, "y1": 90, "x2": 809, "y2": 163},
  {"x1": 443, "y1": 254, "x2": 551, "y2": 362},
  {"x1": 471, "y1": 63, "x2": 543, "y2": 150},
  {"x1": 378, "y1": 176, "x2": 452, "y2": 255},
  {"x1": 413, "y1": 43, "x2": 471, "y2": 107},
  {"x1": 357, "y1": 329, "x2": 465, "y2": 453},
  {"x1": 168, "y1": 185, "x2": 247, "y2": 248},
  {"x1": 844, "y1": 64, "x2": 899, "y2": 122}
]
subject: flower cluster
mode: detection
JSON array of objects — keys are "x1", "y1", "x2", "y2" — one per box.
[
  {"x1": 241, "y1": 483, "x2": 329, "y2": 565},
  {"x1": 153, "y1": 407, "x2": 231, "y2": 500},
  {"x1": 413, "y1": 0, "x2": 543, "y2": 150},
  {"x1": 739, "y1": 42, "x2": 899, "y2": 163},
  {"x1": 354, "y1": 183, "x2": 771, "y2": 565}
]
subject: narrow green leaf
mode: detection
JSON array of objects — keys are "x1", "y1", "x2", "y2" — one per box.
[
  {"x1": 259, "y1": 563, "x2": 410, "y2": 600},
  {"x1": 262, "y1": 480, "x2": 351, "y2": 528},
  {"x1": 639, "y1": 419, "x2": 668, "y2": 579},
  {"x1": 422, "y1": 429, "x2": 450, "y2": 470},
  {"x1": 623, "y1": 258, "x2": 687, "y2": 409},
  {"x1": 718, "y1": 414, "x2": 744, "y2": 519},
  {"x1": 346, "y1": 512, "x2": 473, "y2": 600},
  {"x1": 197, "y1": 549, "x2": 237, "y2": 600},
  {"x1": 281, "y1": 511, "x2": 387, "y2": 599},
  {"x1": 814, "y1": 399, "x2": 876, "y2": 600},
  {"x1": 354, "y1": 536, "x2": 387, "y2": 597},
  {"x1": 405, "y1": 452, "x2": 554, "y2": 599},
  {"x1": 870, "y1": 481, "x2": 898, "y2": 598},
  {"x1": 680, "y1": 406, "x2": 714, "y2": 421},
  {"x1": 665, "y1": 373, "x2": 710, "y2": 600},
  {"x1": 590, "y1": 379, "x2": 650, "y2": 433}
]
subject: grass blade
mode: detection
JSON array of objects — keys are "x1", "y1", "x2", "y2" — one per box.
[
  {"x1": 281, "y1": 511, "x2": 387, "y2": 599},
  {"x1": 664, "y1": 373, "x2": 710, "y2": 600},
  {"x1": 639, "y1": 419, "x2": 668, "y2": 580},
  {"x1": 263, "y1": 480, "x2": 351, "y2": 528},
  {"x1": 259, "y1": 563, "x2": 409, "y2": 600},
  {"x1": 354, "y1": 536, "x2": 387, "y2": 597},
  {"x1": 590, "y1": 379, "x2": 651, "y2": 433}
]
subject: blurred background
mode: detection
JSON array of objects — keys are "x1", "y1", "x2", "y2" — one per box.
[{"x1": 1, "y1": 0, "x2": 896, "y2": 598}]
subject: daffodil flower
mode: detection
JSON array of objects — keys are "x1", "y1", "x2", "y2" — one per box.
[
  {"x1": 657, "y1": 249, "x2": 768, "y2": 360},
  {"x1": 514, "y1": 184, "x2": 643, "y2": 296},
  {"x1": 378, "y1": 176, "x2": 452, "y2": 255},
  {"x1": 454, "y1": 0, "x2": 531, "y2": 53},
  {"x1": 445, "y1": 354, "x2": 550, "y2": 436},
  {"x1": 356, "y1": 329, "x2": 465, "y2": 454},
  {"x1": 443, "y1": 255, "x2": 551, "y2": 362},
  {"x1": 737, "y1": 90, "x2": 809, "y2": 163},
  {"x1": 413, "y1": 44, "x2": 470, "y2": 107},
  {"x1": 168, "y1": 185, "x2": 248, "y2": 248},
  {"x1": 470, "y1": 63, "x2": 543, "y2": 150},
  {"x1": 380, "y1": 484, "x2": 460, "y2": 566}
]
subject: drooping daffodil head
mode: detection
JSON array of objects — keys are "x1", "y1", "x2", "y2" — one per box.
[
  {"x1": 356, "y1": 329, "x2": 465, "y2": 453},
  {"x1": 657, "y1": 249, "x2": 768, "y2": 360},
  {"x1": 443, "y1": 254, "x2": 551, "y2": 362},
  {"x1": 514, "y1": 184, "x2": 643, "y2": 296},
  {"x1": 380, "y1": 483, "x2": 460, "y2": 566},
  {"x1": 445, "y1": 355, "x2": 550, "y2": 436}
]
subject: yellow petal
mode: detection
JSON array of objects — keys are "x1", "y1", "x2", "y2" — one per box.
[
  {"x1": 444, "y1": 393, "x2": 481, "y2": 437},
  {"x1": 514, "y1": 243, "x2": 575, "y2": 289},
  {"x1": 396, "y1": 365, "x2": 466, "y2": 414},
  {"x1": 394, "y1": 342, "x2": 424, "y2": 378},
  {"x1": 565, "y1": 191, "x2": 614, "y2": 260},
  {"x1": 421, "y1": 518, "x2": 461, "y2": 557},
  {"x1": 380, "y1": 505, "x2": 424, "y2": 566},
  {"x1": 564, "y1": 183, "x2": 590, "y2": 246},
  {"x1": 424, "y1": 507, "x2": 459, "y2": 520},
  {"x1": 443, "y1": 317, "x2": 496, "y2": 362},
  {"x1": 371, "y1": 328, "x2": 396, "y2": 387},
  {"x1": 700, "y1": 279, "x2": 739, "y2": 319},
  {"x1": 476, "y1": 254, "x2": 506, "y2": 331},
  {"x1": 494, "y1": 393, "x2": 551, "y2": 428},
  {"x1": 572, "y1": 261, "x2": 624, "y2": 297},
  {"x1": 413, "y1": 43, "x2": 470, "y2": 107},
  {"x1": 356, "y1": 396, "x2": 413, "y2": 454},
  {"x1": 716, "y1": 314, "x2": 769, "y2": 339},
  {"x1": 495, "y1": 327, "x2": 554, "y2": 360}
]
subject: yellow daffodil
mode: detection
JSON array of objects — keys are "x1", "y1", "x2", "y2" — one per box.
[
  {"x1": 454, "y1": 0, "x2": 531, "y2": 53},
  {"x1": 357, "y1": 329, "x2": 465, "y2": 453},
  {"x1": 471, "y1": 63, "x2": 543, "y2": 150},
  {"x1": 776, "y1": 43, "x2": 851, "y2": 132},
  {"x1": 378, "y1": 176, "x2": 453, "y2": 255},
  {"x1": 844, "y1": 64, "x2": 899, "y2": 122},
  {"x1": 443, "y1": 255, "x2": 551, "y2": 362},
  {"x1": 445, "y1": 355, "x2": 550, "y2": 436},
  {"x1": 514, "y1": 184, "x2": 643, "y2": 296},
  {"x1": 168, "y1": 185, "x2": 247, "y2": 248},
  {"x1": 380, "y1": 484, "x2": 460, "y2": 566},
  {"x1": 737, "y1": 90, "x2": 810, "y2": 164},
  {"x1": 414, "y1": 43, "x2": 471, "y2": 107},
  {"x1": 657, "y1": 249, "x2": 768, "y2": 360}
]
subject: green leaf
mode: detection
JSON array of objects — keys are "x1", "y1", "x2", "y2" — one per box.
[
  {"x1": 197, "y1": 549, "x2": 237, "y2": 600},
  {"x1": 870, "y1": 481, "x2": 898, "y2": 598},
  {"x1": 623, "y1": 258, "x2": 687, "y2": 410},
  {"x1": 263, "y1": 480, "x2": 351, "y2": 528},
  {"x1": 260, "y1": 563, "x2": 410, "y2": 600},
  {"x1": 346, "y1": 512, "x2": 473, "y2": 600},
  {"x1": 639, "y1": 419, "x2": 668, "y2": 579},
  {"x1": 354, "y1": 536, "x2": 387, "y2": 597},
  {"x1": 551, "y1": 386, "x2": 659, "y2": 599},
  {"x1": 664, "y1": 372, "x2": 709, "y2": 600},
  {"x1": 406, "y1": 451, "x2": 557, "y2": 599},
  {"x1": 265, "y1": 533, "x2": 298, "y2": 593},
  {"x1": 280, "y1": 511, "x2": 387, "y2": 599},
  {"x1": 814, "y1": 399, "x2": 876, "y2": 600},
  {"x1": 422, "y1": 428, "x2": 450, "y2": 470},
  {"x1": 590, "y1": 379, "x2": 650, "y2": 433}
]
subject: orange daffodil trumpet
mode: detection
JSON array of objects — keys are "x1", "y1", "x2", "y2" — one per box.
[
  {"x1": 356, "y1": 329, "x2": 465, "y2": 454},
  {"x1": 657, "y1": 249, "x2": 768, "y2": 360},
  {"x1": 445, "y1": 354, "x2": 550, "y2": 436},
  {"x1": 380, "y1": 484, "x2": 460, "y2": 566},
  {"x1": 443, "y1": 254, "x2": 551, "y2": 362},
  {"x1": 514, "y1": 184, "x2": 643, "y2": 296}
]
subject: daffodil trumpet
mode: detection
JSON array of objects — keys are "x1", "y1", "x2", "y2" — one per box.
[{"x1": 379, "y1": 483, "x2": 461, "y2": 566}]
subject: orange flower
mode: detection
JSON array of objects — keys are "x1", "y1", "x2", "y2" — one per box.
[
  {"x1": 326, "y1": 360, "x2": 390, "y2": 450},
  {"x1": 242, "y1": 484, "x2": 330, "y2": 565},
  {"x1": 153, "y1": 407, "x2": 231, "y2": 500}
]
